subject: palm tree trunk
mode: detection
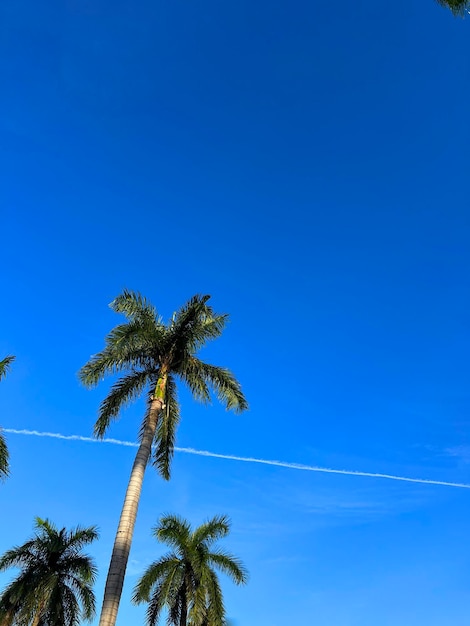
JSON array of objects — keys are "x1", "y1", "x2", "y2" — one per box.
[{"x1": 98, "y1": 378, "x2": 167, "y2": 626}]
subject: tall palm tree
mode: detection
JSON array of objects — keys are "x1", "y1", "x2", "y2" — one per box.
[
  {"x1": 0, "y1": 518, "x2": 98, "y2": 626},
  {"x1": 0, "y1": 355, "x2": 15, "y2": 481},
  {"x1": 133, "y1": 514, "x2": 247, "y2": 626},
  {"x1": 437, "y1": 0, "x2": 469, "y2": 14},
  {"x1": 79, "y1": 291, "x2": 248, "y2": 626}
]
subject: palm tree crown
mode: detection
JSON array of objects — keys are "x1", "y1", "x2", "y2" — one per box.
[
  {"x1": 80, "y1": 291, "x2": 247, "y2": 479},
  {"x1": 79, "y1": 291, "x2": 248, "y2": 626},
  {"x1": 0, "y1": 518, "x2": 98, "y2": 626},
  {"x1": 0, "y1": 355, "x2": 15, "y2": 481},
  {"x1": 133, "y1": 515, "x2": 248, "y2": 626}
]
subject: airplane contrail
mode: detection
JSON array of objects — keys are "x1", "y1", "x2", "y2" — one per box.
[{"x1": 4, "y1": 428, "x2": 470, "y2": 490}]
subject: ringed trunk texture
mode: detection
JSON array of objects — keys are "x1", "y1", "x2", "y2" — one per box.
[{"x1": 98, "y1": 390, "x2": 165, "y2": 626}]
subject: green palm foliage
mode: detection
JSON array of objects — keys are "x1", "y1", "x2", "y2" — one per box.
[
  {"x1": 133, "y1": 515, "x2": 247, "y2": 626},
  {"x1": 0, "y1": 355, "x2": 15, "y2": 481},
  {"x1": 0, "y1": 356, "x2": 15, "y2": 381},
  {"x1": 0, "y1": 434, "x2": 8, "y2": 481},
  {"x1": 79, "y1": 291, "x2": 248, "y2": 626},
  {"x1": 437, "y1": 0, "x2": 469, "y2": 14},
  {"x1": 0, "y1": 518, "x2": 98, "y2": 626}
]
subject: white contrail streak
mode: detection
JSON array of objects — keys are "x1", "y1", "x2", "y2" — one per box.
[{"x1": 4, "y1": 428, "x2": 470, "y2": 490}]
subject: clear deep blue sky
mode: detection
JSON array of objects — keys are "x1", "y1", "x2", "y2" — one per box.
[{"x1": 1, "y1": 0, "x2": 470, "y2": 624}]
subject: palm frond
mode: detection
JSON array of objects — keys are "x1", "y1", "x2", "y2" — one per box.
[
  {"x1": 191, "y1": 516, "x2": 230, "y2": 547},
  {"x1": 171, "y1": 313, "x2": 228, "y2": 356},
  {"x1": 34, "y1": 516, "x2": 52, "y2": 531},
  {"x1": 44, "y1": 583, "x2": 80, "y2": 626},
  {"x1": 0, "y1": 431, "x2": 9, "y2": 481},
  {"x1": 94, "y1": 369, "x2": 151, "y2": 438},
  {"x1": 176, "y1": 358, "x2": 211, "y2": 405},
  {"x1": 136, "y1": 563, "x2": 183, "y2": 626},
  {"x1": 144, "y1": 581, "x2": 167, "y2": 626},
  {"x1": 167, "y1": 587, "x2": 185, "y2": 626},
  {"x1": 204, "y1": 569, "x2": 225, "y2": 626},
  {"x1": 170, "y1": 294, "x2": 212, "y2": 334},
  {"x1": 152, "y1": 375, "x2": 181, "y2": 480},
  {"x1": 65, "y1": 525, "x2": 99, "y2": 552},
  {"x1": 111, "y1": 289, "x2": 158, "y2": 323},
  {"x1": 145, "y1": 579, "x2": 171, "y2": 626},
  {"x1": 64, "y1": 558, "x2": 97, "y2": 588},
  {"x1": 156, "y1": 515, "x2": 192, "y2": 550},
  {"x1": 78, "y1": 322, "x2": 156, "y2": 389},
  {"x1": 0, "y1": 544, "x2": 36, "y2": 571},
  {"x1": 132, "y1": 555, "x2": 179, "y2": 603},
  {"x1": 188, "y1": 571, "x2": 209, "y2": 626},
  {"x1": 68, "y1": 579, "x2": 96, "y2": 622},
  {"x1": 207, "y1": 550, "x2": 248, "y2": 585},
  {"x1": 165, "y1": 295, "x2": 231, "y2": 361},
  {"x1": 181, "y1": 359, "x2": 248, "y2": 413},
  {"x1": 0, "y1": 355, "x2": 15, "y2": 381},
  {"x1": 166, "y1": 295, "x2": 214, "y2": 351}
]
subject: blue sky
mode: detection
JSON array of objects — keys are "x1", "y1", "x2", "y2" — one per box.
[{"x1": 1, "y1": 0, "x2": 470, "y2": 624}]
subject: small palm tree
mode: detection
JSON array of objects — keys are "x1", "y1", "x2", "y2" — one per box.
[
  {"x1": 0, "y1": 355, "x2": 15, "y2": 480},
  {"x1": 437, "y1": 0, "x2": 469, "y2": 14},
  {"x1": 0, "y1": 518, "x2": 98, "y2": 626},
  {"x1": 133, "y1": 515, "x2": 247, "y2": 626},
  {"x1": 79, "y1": 291, "x2": 248, "y2": 626}
]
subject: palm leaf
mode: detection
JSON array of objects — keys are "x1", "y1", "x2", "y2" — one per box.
[
  {"x1": 0, "y1": 355, "x2": 15, "y2": 381},
  {"x1": 94, "y1": 370, "x2": 152, "y2": 438},
  {"x1": 144, "y1": 581, "x2": 167, "y2": 626},
  {"x1": 165, "y1": 294, "x2": 224, "y2": 357},
  {"x1": 156, "y1": 515, "x2": 192, "y2": 549},
  {"x1": 176, "y1": 357, "x2": 211, "y2": 404},
  {"x1": 207, "y1": 550, "x2": 248, "y2": 585},
  {"x1": 0, "y1": 431, "x2": 9, "y2": 481},
  {"x1": 78, "y1": 324, "x2": 156, "y2": 389},
  {"x1": 204, "y1": 569, "x2": 225, "y2": 626},
  {"x1": 132, "y1": 555, "x2": 180, "y2": 603},
  {"x1": 152, "y1": 375, "x2": 181, "y2": 480},
  {"x1": 191, "y1": 516, "x2": 230, "y2": 547},
  {"x1": 148, "y1": 565, "x2": 183, "y2": 626},
  {"x1": 180, "y1": 359, "x2": 248, "y2": 413},
  {"x1": 111, "y1": 289, "x2": 158, "y2": 323}
]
